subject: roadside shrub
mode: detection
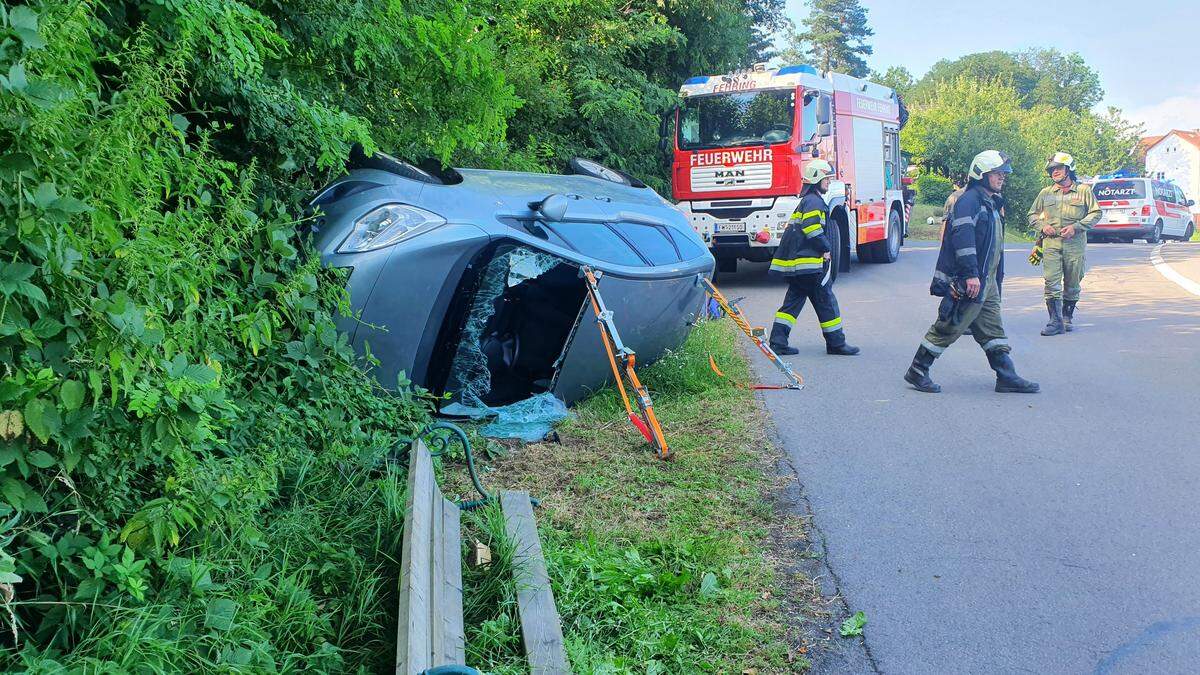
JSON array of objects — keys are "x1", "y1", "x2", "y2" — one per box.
[
  {"x1": 0, "y1": 3, "x2": 429, "y2": 669},
  {"x1": 915, "y1": 172, "x2": 955, "y2": 206},
  {"x1": 0, "y1": 0, "x2": 782, "y2": 668}
]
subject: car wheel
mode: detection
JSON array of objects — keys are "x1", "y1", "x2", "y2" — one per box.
[
  {"x1": 1184, "y1": 223, "x2": 1196, "y2": 242},
  {"x1": 567, "y1": 157, "x2": 645, "y2": 188},
  {"x1": 1146, "y1": 220, "x2": 1163, "y2": 243}
]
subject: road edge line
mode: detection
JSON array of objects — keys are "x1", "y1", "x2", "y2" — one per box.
[{"x1": 1150, "y1": 244, "x2": 1200, "y2": 297}]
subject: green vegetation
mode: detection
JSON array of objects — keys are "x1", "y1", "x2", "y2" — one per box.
[
  {"x1": 915, "y1": 173, "x2": 955, "y2": 206},
  {"x1": 902, "y1": 76, "x2": 1142, "y2": 231},
  {"x1": 450, "y1": 320, "x2": 809, "y2": 673},
  {"x1": 781, "y1": 0, "x2": 874, "y2": 77},
  {"x1": 906, "y1": 203, "x2": 1032, "y2": 244},
  {"x1": 909, "y1": 49, "x2": 1103, "y2": 113},
  {"x1": 0, "y1": 0, "x2": 785, "y2": 669}
]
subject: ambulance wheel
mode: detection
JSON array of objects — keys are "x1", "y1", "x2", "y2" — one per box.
[
  {"x1": 1146, "y1": 220, "x2": 1163, "y2": 244},
  {"x1": 1184, "y1": 223, "x2": 1195, "y2": 241}
]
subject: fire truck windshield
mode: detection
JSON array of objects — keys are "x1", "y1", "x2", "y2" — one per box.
[{"x1": 678, "y1": 90, "x2": 795, "y2": 150}]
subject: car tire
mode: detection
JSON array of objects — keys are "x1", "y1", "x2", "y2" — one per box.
[
  {"x1": 567, "y1": 157, "x2": 645, "y2": 188},
  {"x1": 348, "y1": 144, "x2": 443, "y2": 184},
  {"x1": 1146, "y1": 220, "x2": 1163, "y2": 244},
  {"x1": 1184, "y1": 223, "x2": 1196, "y2": 242}
]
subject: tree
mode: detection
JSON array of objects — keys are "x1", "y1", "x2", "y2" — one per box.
[
  {"x1": 903, "y1": 75, "x2": 1143, "y2": 229},
  {"x1": 901, "y1": 76, "x2": 1042, "y2": 218},
  {"x1": 909, "y1": 51, "x2": 1036, "y2": 105},
  {"x1": 871, "y1": 65, "x2": 915, "y2": 97},
  {"x1": 1022, "y1": 48, "x2": 1104, "y2": 113},
  {"x1": 909, "y1": 49, "x2": 1103, "y2": 113},
  {"x1": 783, "y1": 0, "x2": 874, "y2": 77}
]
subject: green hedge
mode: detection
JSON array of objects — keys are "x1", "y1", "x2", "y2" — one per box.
[{"x1": 915, "y1": 172, "x2": 955, "y2": 206}]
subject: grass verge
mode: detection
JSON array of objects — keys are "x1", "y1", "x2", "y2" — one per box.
[
  {"x1": 446, "y1": 319, "x2": 813, "y2": 673},
  {"x1": 908, "y1": 202, "x2": 1035, "y2": 243}
]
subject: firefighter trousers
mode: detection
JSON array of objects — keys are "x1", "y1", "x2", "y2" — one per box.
[
  {"x1": 1043, "y1": 240, "x2": 1086, "y2": 302},
  {"x1": 769, "y1": 275, "x2": 847, "y2": 348},
  {"x1": 920, "y1": 283, "x2": 1010, "y2": 356}
]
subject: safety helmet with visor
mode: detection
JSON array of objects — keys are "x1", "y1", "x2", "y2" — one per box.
[
  {"x1": 967, "y1": 150, "x2": 1013, "y2": 182},
  {"x1": 802, "y1": 158, "x2": 835, "y2": 185}
]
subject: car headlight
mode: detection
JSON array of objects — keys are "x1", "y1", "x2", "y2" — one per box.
[{"x1": 337, "y1": 203, "x2": 446, "y2": 253}]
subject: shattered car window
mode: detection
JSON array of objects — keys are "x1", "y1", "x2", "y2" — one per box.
[
  {"x1": 444, "y1": 250, "x2": 513, "y2": 409},
  {"x1": 507, "y1": 248, "x2": 561, "y2": 287},
  {"x1": 443, "y1": 244, "x2": 584, "y2": 411}
]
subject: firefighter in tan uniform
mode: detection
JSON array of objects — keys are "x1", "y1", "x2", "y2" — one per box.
[{"x1": 1027, "y1": 152, "x2": 1101, "y2": 335}]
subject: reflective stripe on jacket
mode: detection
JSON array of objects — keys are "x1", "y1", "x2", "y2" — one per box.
[
  {"x1": 770, "y1": 187, "x2": 831, "y2": 277},
  {"x1": 930, "y1": 183, "x2": 1005, "y2": 303}
]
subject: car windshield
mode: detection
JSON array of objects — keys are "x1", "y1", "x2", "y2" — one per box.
[
  {"x1": 678, "y1": 90, "x2": 795, "y2": 150},
  {"x1": 1092, "y1": 180, "x2": 1146, "y2": 200}
]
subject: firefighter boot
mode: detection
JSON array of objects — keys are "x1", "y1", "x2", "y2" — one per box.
[
  {"x1": 1063, "y1": 300, "x2": 1077, "y2": 332},
  {"x1": 769, "y1": 322, "x2": 799, "y2": 356},
  {"x1": 904, "y1": 345, "x2": 941, "y2": 393},
  {"x1": 1040, "y1": 299, "x2": 1065, "y2": 336},
  {"x1": 824, "y1": 330, "x2": 860, "y2": 356},
  {"x1": 986, "y1": 350, "x2": 1040, "y2": 393}
]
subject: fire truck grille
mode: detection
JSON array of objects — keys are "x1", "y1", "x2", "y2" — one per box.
[{"x1": 690, "y1": 163, "x2": 772, "y2": 192}]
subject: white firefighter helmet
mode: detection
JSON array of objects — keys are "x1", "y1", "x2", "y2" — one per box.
[
  {"x1": 802, "y1": 158, "x2": 835, "y2": 184},
  {"x1": 967, "y1": 150, "x2": 1013, "y2": 181},
  {"x1": 1045, "y1": 151, "x2": 1076, "y2": 174}
]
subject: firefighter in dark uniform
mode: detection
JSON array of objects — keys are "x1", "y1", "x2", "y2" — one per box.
[
  {"x1": 768, "y1": 158, "x2": 860, "y2": 356},
  {"x1": 903, "y1": 150, "x2": 1039, "y2": 394}
]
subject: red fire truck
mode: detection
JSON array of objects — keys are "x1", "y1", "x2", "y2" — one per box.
[{"x1": 667, "y1": 64, "x2": 908, "y2": 274}]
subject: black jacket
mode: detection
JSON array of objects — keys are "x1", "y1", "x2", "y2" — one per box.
[
  {"x1": 769, "y1": 186, "x2": 832, "y2": 277},
  {"x1": 930, "y1": 183, "x2": 1004, "y2": 302}
]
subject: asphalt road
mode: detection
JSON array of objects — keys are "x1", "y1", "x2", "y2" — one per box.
[{"x1": 719, "y1": 239, "x2": 1200, "y2": 675}]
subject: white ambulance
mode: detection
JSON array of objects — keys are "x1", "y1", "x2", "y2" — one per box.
[{"x1": 1089, "y1": 177, "x2": 1196, "y2": 243}]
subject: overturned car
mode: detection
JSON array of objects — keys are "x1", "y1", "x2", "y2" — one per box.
[{"x1": 309, "y1": 152, "x2": 715, "y2": 411}]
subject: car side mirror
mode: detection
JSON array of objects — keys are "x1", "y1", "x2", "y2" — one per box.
[
  {"x1": 532, "y1": 193, "x2": 570, "y2": 222},
  {"x1": 1188, "y1": 199, "x2": 1196, "y2": 207},
  {"x1": 817, "y1": 122, "x2": 831, "y2": 137}
]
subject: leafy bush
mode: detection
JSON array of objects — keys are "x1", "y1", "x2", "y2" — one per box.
[
  {"x1": 902, "y1": 75, "x2": 1142, "y2": 230},
  {"x1": 915, "y1": 172, "x2": 955, "y2": 206},
  {"x1": 0, "y1": 0, "x2": 780, "y2": 669},
  {"x1": 0, "y1": 3, "x2": 429, "y2": 669}
]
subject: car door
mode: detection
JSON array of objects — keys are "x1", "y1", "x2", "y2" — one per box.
[{"x1": 1171, "y1": 186, "x2": 1190, "y2": 236}]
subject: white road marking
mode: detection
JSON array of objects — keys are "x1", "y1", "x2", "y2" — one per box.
[{"x1": 1151, "y1": 244, "x2": 1200, "y2": 297}]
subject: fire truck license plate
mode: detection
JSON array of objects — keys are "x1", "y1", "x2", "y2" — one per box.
[{"x1": 717, "y1": 221, "x2": 746, "y2": 233}]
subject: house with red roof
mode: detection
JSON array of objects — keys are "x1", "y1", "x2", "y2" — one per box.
[{"x1": 1143, "y1": 130, "x2": 1200, "y2": 224}]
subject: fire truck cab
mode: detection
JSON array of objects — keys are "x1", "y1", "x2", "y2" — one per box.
[{"x1": 669, "y1": 64, "x2": 907, "y2": 274}]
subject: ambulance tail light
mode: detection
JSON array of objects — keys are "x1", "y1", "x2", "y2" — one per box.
[{"x1": 1141, "y1": 205, "x2": 1151, "y2": 216}]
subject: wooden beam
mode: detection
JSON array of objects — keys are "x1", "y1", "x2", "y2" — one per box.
[
  {"x1": 396, "y1": 440, "x2": 435, "y2": 673},
  {"x1": 396, "y1": 441, "x2": 466, "y2": 674},
  {"x1": 500, "y1": 490, "x2": 570, "y2": 675}
]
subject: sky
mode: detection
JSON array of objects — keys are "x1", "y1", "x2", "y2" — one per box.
[{"x1": 780, "y1": 0, "x2": 1200, "y2": 135}]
